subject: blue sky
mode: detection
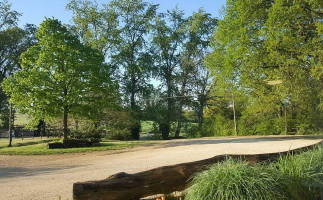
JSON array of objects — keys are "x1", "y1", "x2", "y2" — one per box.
[{"x1": 9, "y1": 0, "x2": 226, "y2": 27}]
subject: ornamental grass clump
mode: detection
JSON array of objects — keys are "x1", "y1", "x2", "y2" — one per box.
[
  {"x1": 185, "y1": 159, "x2": 302, "y2": 200},
  {"x1": 275, "y1": 146, "x2": 323, "y2": 199}
]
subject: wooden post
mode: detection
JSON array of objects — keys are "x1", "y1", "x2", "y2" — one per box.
[
  {"x1": 232, "y1": 92, "x2": 238, "y2": 136},
  {"x1": 8, "y1": 103, "x2": 13, "y2": 147}
]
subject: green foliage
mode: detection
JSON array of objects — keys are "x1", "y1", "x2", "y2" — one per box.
[
  {"x1": 141, "y1": 120, "x2": 154, "y2": 133},
  {"x1": 183, "y1": 124, "x2": 200, "y2": 138},
  {"x1": 2, "y1": 18, "x2": 117, "y2": 138},
  {"x1": 66, "y1": 0, "x2": 119, "y2": 54},
  {"x1": 185, "y1": 147, "x2": 323, "y2": 200},
  {"x1": 107, "y1": 128, "x2": 132, "y2": 141},
  {"x1": 185, "y1": 159, "x2": 301, "y2": 200},
  {"x1": 68, "y1": 0, "x2": 158, "y2": 111},
  {"x1": 0, "y1": 1, "x2": 37, "y2": 128},
  {"x1": 71, "y1": 130, "x2": 101, "y2": 141},
  {"x1": 104, "y1": 110, "x2": 141, "y2": 140},
  {"x1": 152, "y1": 7, "x2": 187, "y2": 139},
  {"x1": 275, "y1": 147, "x2": 323, "y2": 198},
  {"x1": 206, "y1": 0, "x2": 323, "y2": 135}
]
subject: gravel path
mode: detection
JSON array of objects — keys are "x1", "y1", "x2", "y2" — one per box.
[{"x1": 0, "y1": 136, "x2": 322, "y2": 200}]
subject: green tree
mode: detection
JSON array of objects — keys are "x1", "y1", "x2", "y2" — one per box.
[
  {"x1": 207, "y1": 0, "x2": 323, "y2": 135},
  {"x1": 67, "y1": 0, "x2": 158, "y2": 140},
  {"x1": 66, "y1": 0, "x2": 119, "y2": 56},
  {"x1": 0, "y1": 1, "x2": 37, "y2": 129},
  {"x1": 2, "y1": 18, "x2": 116, "y2": 139},
  {"x1": 107, "y1": 0, "x2": 158, "y2": 110},
  {"x1": 174, "y1": 9, "x2": 217, "y2": 137},
  {"x1": 153, "y1": 7, "x2": 186, "y2": 139}
]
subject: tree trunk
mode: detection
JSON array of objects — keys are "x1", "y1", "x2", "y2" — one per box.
[
  {"x1": 94, "y1": 122, "x2": 99, "y2": 131},
  {"x1": 232, "y1": 92, "x2": 238, "y2": 136},
  {"x1": 42, "y1": 121, "x2": 46, "y2": 138},
  {"x1": 175, "y1": 113, "x2": 182, "y2": 138},
  {"x1": 130, "y1": 74, "x2": 136, "y2": 110},
  {"x1": 63, "y1": 106, "x2": 69, "y2": 140},
  {"x1": 175, "y1": 76, "x2": 188, "y2": 138},
  {"x1": 8, "y1": 103, "x2": 13, "y2": 147},
  {"x1": 130, "y1": 90, "x2": 135, "y2": 110},
  {"x1": 75, "y1": 120, "x2": 79, "y2": 131},
  {"x1": 198, "y1": 108, "x2": 204, "y2": 128},
  {"x1": 175, "y1": 96, "x2": 184, "y2": 138},
  {"x1": 164, "y1": 76, "x2": 172, "y2": 139},
  {"x1": 284, "y1": 106, "x2": 288, "y2": 135}
]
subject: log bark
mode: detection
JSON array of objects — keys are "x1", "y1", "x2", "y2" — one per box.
[{"x1": 73, "y1": 140, "x2": 323, "y2": 200}]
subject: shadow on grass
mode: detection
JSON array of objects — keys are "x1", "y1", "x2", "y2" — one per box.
[
  {"x1": 0, "y1": 139, "x2": 56, "y2": 150},
  {"x1": 14, "y1": 139, "x2": 55, "y2": 147}
]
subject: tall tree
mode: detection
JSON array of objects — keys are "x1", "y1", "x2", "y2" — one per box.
[
  {"x1": 107, "y1": 0, "x2": 158, "y2": 110},
  {"x1": 174, "y1": 9, "x2": 217, "y2": 137},
  {"x1": 68, "y1": 0, "x2": 158, "y2": 110},
  {"x1": 2, "y1": 18, "x2": 117, "y2": 139},
  {"x1": 0, "y1": 1, "x2": 37, "y2": 128},
  {"x1": 207, "y1": 0, "x2": 323, "y2": 136},
  {"x1": 67, "y1": 0, "x2": 158, "y2": 139},
  {"x1": 153, "y1": 7, "x2": 186, "y2": 139}
]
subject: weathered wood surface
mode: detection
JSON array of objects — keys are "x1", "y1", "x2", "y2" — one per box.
[{"x1": 73, "y1": 140, "x2": 323, "y2": 200}]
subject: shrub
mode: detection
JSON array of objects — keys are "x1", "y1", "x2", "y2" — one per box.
[
  {"x1": 185, "y1": 159, "x2": 302, "y2": 200},
  {"x1": 72, "y1": 130, "x2": 102, "y2": 141},
  {"x1": 106, "y1": 128, "x2": 132, "y2": 140},
  {"x1": 184, "y1": 125, "x2": 201, "y2": 138}
]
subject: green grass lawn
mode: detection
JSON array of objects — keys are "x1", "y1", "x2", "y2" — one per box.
[
  {"x1": 0, "y1": 137, "x2": 159, "y2": 155},
  {"x1": 141, "y1": 121, "x2": 155, "y2": 133},
  {"x1": 14, "y1": 113, "x2": 32, "y2": 126}
]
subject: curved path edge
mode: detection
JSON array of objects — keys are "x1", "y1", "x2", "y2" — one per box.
[{"x1": 73, "y1": 140, "x2": 323, "y2": 200}]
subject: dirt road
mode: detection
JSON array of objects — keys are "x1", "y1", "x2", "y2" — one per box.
[{"x1": 0, "y1": 136, "x2": 322, "y2": 200}]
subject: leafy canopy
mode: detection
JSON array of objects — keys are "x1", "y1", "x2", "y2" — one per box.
[{"x1": 2, "y1": 18, "x2": 117, "y2": 125}]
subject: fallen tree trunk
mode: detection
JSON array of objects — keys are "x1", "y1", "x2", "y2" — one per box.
[{"x1": 73, "y1": 140, "x2": 323, "y2": 200}]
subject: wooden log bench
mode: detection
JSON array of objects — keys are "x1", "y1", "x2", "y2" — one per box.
[{"x1": 73, "y1": 140, "x2": 323, "y2": 200}]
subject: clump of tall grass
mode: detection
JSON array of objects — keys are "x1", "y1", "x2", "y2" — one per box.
[
  {"x1": 185, "y1": 158, "x2": 302, "y2": 200},
  {"x1": 274, "y1": 146, "x2": 323, "y2": 199},
  {"x1": 185, "y1": 147, "x2": 323, "y2": 200}
]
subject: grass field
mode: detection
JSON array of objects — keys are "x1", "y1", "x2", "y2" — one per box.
[
  {"x1": 0, "y1": 138, "x2": 159, "y2": 155},
  {"x1": 141, "y1": 121, "x2": 155, "y2": 133},
  {"x1": 15, "y1": 113, "x2": 32, "y2": 126}
]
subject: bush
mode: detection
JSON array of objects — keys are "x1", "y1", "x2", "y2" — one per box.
[
  {"x1": 106, "y1": 128, "x2": 132, "y2": 140},
  {"x1": 184, "y1": 125, "x2": 201, "y2": 138},
  {"x1": 185, "y1": 159, "x2": 303, "y2": 200},
  {"x1": 72, "y1": 130, "x2": 102, "y2": 140}
]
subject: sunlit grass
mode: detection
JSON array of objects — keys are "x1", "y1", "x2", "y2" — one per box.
[{"x1": 0, "y1": 137, "x2": 158, "y2": 155}]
